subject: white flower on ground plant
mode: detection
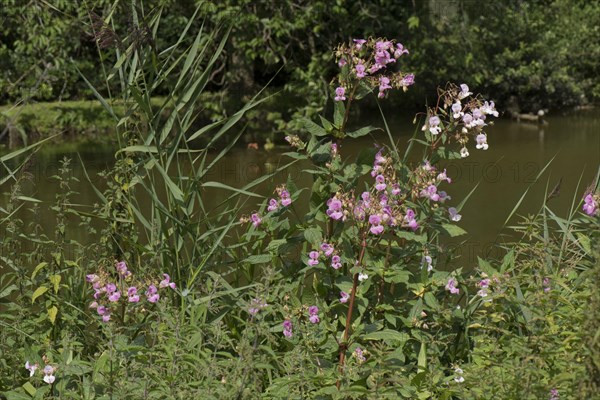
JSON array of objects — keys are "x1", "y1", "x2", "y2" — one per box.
[
  {"x1": 25, "y1": 361, "x2": 38, "y2": 377},
  {"x1": 43, "y1": 365, "x2": 56, "y2": 384}
]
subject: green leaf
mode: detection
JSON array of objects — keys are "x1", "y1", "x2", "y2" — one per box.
[
  {"x1": 49, "y1": 274, "x2": 61, "y2": 294},
  {"x1": 418, "y1": 341, "x2": 427, "y2": 371},
  {"x1": 300, "y1": 117, "x2": 327, "y2": 137},
  {"x1": 22, "y1": 382, "x2": 36, "y2": 396},
  {"x1": 363, "y1": 329, "x2": 409, "y2": 344},
  {"x1": 333, "y1": 100, "x2": 345, "y2": 127},
  {"x1": 346, "y1": 125, "x2": 379, "y2": 138},
  {"x1": 48, "y1": 306, "x2": 58, "y2": 325},
  {"x1": 0, "y1": 284, "x2": 18, "y2": 299},
  {"x1": 477, "y1": 257, "x2": 497, "y2": 276},
  {"x1": 244, "y1": 255, "x2": 272, "y2": 264},
  {"x1": 395, "y1": 231, "x2": 427, "y2": 244},
  {"x1": 31, "y1": 286, "x2": 48, "y2": 304},
  {"x1": 441, "y1": 223, "x2": 467, "y2": 237},
  {"x1": 303, "y1": 227, "x2": 323, "y2": 245}
]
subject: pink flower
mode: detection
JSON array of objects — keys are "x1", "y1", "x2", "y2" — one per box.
[
  {"x1": 375, "y1": 174, "x2": 386, "y2": 191},
  {"x1": 308, "y1": 306, "x2": 319, "y2": 324},
  {"x1": 320, "y1": 243, "x2": 335, "y2": 257},
  {"x1": 394, "y1": 43, "x2": 409, "y2": 58},
  {"x1": 159, "y1": 274, "x2": 176, "y2": 289},
  {"x1": 267, "y1": 198, "x2": 279, "y2": 211},
  {"x1": 128, "y1": 286, "x2": 140, "y2": 302},
  {"x1": 326, "y1": 197, "x2": 344, "y2": 220},
  {"x1": 404, "y1": 208, "x2": 418, "y2": 231},
  {"x1": 116, "y1": 261, "x2": 128, "y2": 277},
  {"x1": 146, "y1": 285, "x2": 159, "y2": 303},
  {"x1": 331, "y1": 255, "x2": 342, "y2": 269},
  {"x1": 283, "y1": 319, "x2": 293, "y2": 337},
  {"x1": 280, "y1": 190, "x2": 292, "y2": 207},
  {"x1": 445, "y1": 278, "x2": 460, "y2": 294},
  {"x1": 355, "y1": 63, "x2": 366, "y2": 78},
  {"x1": 400, "y1": 73, "x2": 415, "y2": 88},
  {"x1": 583, "y1": 193, "x2": 598, "y2": 216},
  {"x1": 250, "y1": 213, "x2": 262, "y2": 227},
  {"x1": 307, "y1": 251, "x2": 320, "y2": 266},
  {"x1": 353, "y1": 39, "x2": 366, "y2": 50},
  {"x1": 334, "y1": 86, "x2": 346, "y2": 101},
  {"x1": 108, "y1": 291, "x2": 121, "y2": 302},
  {"x1": 340, "y1": 291, "x2": 350, "y2": 303}
]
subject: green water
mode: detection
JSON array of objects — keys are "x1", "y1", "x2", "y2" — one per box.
[{"x1": 2, "y1": 109, "x2": 598, "y2": 265}]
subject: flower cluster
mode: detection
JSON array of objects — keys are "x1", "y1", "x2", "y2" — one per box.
[
  {"x1": 248, "y1": 298, "x2": 268, "y2": 315},
  {"x1": 353, "y1": 347, "x2": 367, "y2": 363},
  {"x1": 267, "y1": 185, "x2": 292, "y2": 211},
  {"x1": 334, "y1": 37, "x2": 415, "y2": 102},
  {"x1": 421, "y1": 83, "x2": 499, "y2": 157},
  {"x1": 25, "y1": 358, "x2": 56, "y2": 384},
  {"x1": 240, "y1": 213, "x2": 262, "y2": 227},
  {"x1": 86, "y1": 261, "x2": 176, "y2": 323},
  {"x1": 582, "y1": 192, "x2": 598, "y2": 216},
  {"x1": 477, "y1": 277, "x2": 491, "y2": 297},
  {"x1": 306, "y1": 242, "x2": 342, "y2": 269},
  {"x1": 325, "y1": 149, "x2": 464, "y2": 235},
  {"x1": 282, "y1": 305, "x2": 320, "y2": 337},
  {"x1": 283, "y1": 319, "x2": 293, "y2": 337},
  {"x1": 542, "y1": 277, "x2": 551, "y2": 293}
]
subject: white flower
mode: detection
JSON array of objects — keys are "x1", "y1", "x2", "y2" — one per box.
[
  {"x1": 458, "y1": 84, "x2": 472, "y2": 99},
  {"x1": 25, "y1": 361, "x2": 38, "y2": 377},
  {"x1": 460, "y1": 147, "x2": 469, "y2": 158},
  {"x1": 454, "y1": 367, "x2": 465, "y2": 383},
  {"x1": 475, "y1": 134, "x2": 489, "y2": 150},
  {"x1": 477, "y1": 289, "x2": 488, "y2": 297},
  {"x1": 43, "y1": 365, "x2": 55, "y2": 384},
  {"x1": 358, "y1": 273, "x2": 368, "y2": 282},
  {"x1": 448, "y1": 207, "x2": 462, "y2": 222},
  {"x1": 422, "y1": 255, "x2": 433, "y2": 272}
]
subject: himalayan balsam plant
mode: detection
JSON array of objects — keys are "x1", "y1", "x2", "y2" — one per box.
[{"x1": 237, "y1": 37, "x2": 501, "y2": 397}]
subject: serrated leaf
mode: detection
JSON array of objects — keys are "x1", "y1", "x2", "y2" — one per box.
[
  {"x1": 441, "y1": 224, "x2": 467, "y2": 237},
  {"x1": 395, "y1": 230, "x2": 427, "y2": 244},
  {"x1": 31, "y1": 286, "x2": 48, "y2": 304},
  {"x1": 31, "y1": 262, "x2": 48, "y2": 280},
  {"x1": 48, "y1": 306, "x2": 58, "y2": 325},
  {"x1": 300, "y1": 117, "x2": 327, "y2": 137},
  {"x1": 303, "y1": 227, "x2": 323, "y2": 245},
  {"x1": 266, "y1": 239, "x2": 287, "y2": 253},
  {"x1": 363, "y1": 329, "x2": 409, "y2": 344},
  {"x1": 244, "y1": 254, "x2": 272, "y2": 264},
  {"x1": 346, "y1": 125, "x2": 379, "y2": 138},
  {"x1": 333, "y1": 100, "x2": 345, "y2": 127}
]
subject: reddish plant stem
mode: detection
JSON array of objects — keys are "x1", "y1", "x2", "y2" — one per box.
[{"x1": 337, "y1": 233, "x2": 368, "y2": 388}]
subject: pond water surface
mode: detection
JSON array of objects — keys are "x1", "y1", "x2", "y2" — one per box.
[{"x1": 2, "y1": 109, "x2": 598, "y2": 266}]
